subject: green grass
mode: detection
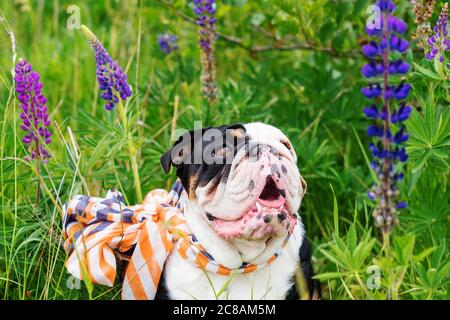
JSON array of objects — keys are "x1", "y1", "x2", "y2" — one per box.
[{"x1": 0, "y1": 0, "x2": 448, "y2": 300}]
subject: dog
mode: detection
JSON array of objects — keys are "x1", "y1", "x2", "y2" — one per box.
[{"x1": 156, "y1": 122, "x2": 320, "y2": 300}]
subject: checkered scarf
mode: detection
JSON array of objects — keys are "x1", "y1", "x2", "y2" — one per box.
[{"x1": 63, "y1": 181, "x2": 292, "y2": 300}]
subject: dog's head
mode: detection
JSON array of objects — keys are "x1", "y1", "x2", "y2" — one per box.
[{"x1": 161, "y1": 122, "x2": 306, "y2": 256}]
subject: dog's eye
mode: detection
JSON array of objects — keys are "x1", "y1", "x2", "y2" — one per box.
[
  {"x1": 216, "y1": 146, "x2": 231, "y2": 157},
  {"x1": 280, "y1": 140, "x2": 292, "y2": 151}
]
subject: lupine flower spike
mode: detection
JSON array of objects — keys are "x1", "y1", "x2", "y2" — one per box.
[
  {"x1": 193, "y1": 0, "x2": 218, "y2": 104},
  {"x1": 158, "y1": 33, "x2": 178, "y2": 55},
  {"x1": 411, "y1": 0, "x2": 436, "y2": 49},
  {"x1": 425, "y1": 2, "x2": 449, "y2": 63},
  {"x1": 81, "y1": 25, "x2": 132, "y2": 111},
  {"x1": 82, "y1": 25, "x2": 142, "y2": 203},
  {"x1": 361, "y1": 0, "x2": 411, "y2": 234},
  {"x1": 15, "y1": 59, "x2": 52, "y2": 162}
]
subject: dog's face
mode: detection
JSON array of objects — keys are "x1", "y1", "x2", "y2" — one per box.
[{"x1": 161, "y1": 122, "x2": 306, "y2": 243}]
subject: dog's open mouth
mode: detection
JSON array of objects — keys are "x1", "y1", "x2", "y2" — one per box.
[{"x1": 208, "y1": 178, "x2": 295, "y2": 240}]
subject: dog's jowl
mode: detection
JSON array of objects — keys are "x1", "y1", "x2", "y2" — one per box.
[{"x1": 158, "y1": 122, "x2": 320, "y2": 300}]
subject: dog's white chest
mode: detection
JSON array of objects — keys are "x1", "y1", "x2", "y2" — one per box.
[{"x1": 162, "y1": 237, "x2": 300, "y2": 300}]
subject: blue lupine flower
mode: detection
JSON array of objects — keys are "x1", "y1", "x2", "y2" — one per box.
[
  {"x1": 15, "y1": 59, "x2": 52, "y2": 162},
  {"x1": 388, "y1": 16, "x2": 407, "y2": 33},
  {"x1": 81, "y1": 25, "x2": 132, "y2": 111},
  {"x1": 362, "y1": 0, "x2": 410, "y2": 233},
  {"x1": 425, "y1": 2, "x2": 449, "y2": 63},
  {"x1": 193, "y1": 0, "x2": 218, "y2": 103},
  {"x1": 158, "y1": 33, "x2": 178, "y2": 55},
  {"x1": 390, "y1": 34, "x2": 409, "y2": 52},
  {"x1": 361, "y1": 84, "x2": 382, "y2": 98},
  {"x1": 396, "y1": 202, "x2": 407, "y2": 209},
  {"x1": 388, "y1": 60, "x2": 410, "y2": 74},
  {"x1": 193, "y1": 0, "x2": 216, "y2": 52},
  {"x1": 393, "y1": 126, "x2": 409, "y2": 144},
  {"x1": 361, "y1": 62, "x2": 384, "y2": 78},
  {"x1": 363, "y1": 105, "x2": 379, "y2": 119},
  {"x1": 391, "y1": 104, "x2": 412, "y2": 123},
  {"x1": 194, "y1": 0, "x2": 216, "y2": 14},
  {"x1": 377, "y1": 0, "x2": 395, "y2": 12},
  {"x1": 394, "y1": 172, "x2": 404, "y2": 181},
  {"x1": 392, "y1": 83, "x2": 411, "y2": 100},
  {"x1": 367, "y1": 125, "x2": 384, "y2": 137}
]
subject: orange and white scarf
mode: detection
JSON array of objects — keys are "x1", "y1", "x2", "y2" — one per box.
[{"x1": 63, "y1": 181, "x2": 292, "y2": 300}]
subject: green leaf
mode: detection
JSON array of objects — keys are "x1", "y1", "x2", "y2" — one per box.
[
  {"x1": 413, "y1": 62, "x2": 444, "y2": 81},
  {"x1": 318, "y1": 22, "x2": 335, "y2": 43},
  {"x1": 332, "y1": 30, "x2": 346, "y2": 51},
  {"x1": 313, "y1": 272, "x2": 344, "y2": 281},
  {"x1": 434, "y1": 55, "x2": 446, "y2": 78},
  {"x1": 393, "y1": 234, "x2": 415, "y2": 266},
  {"x1": 411, "y1": 149, "x2": 431, "y2": 173},
  {"x1": 319, "y1": 248, "x2": 346, "y2": 269},
  {"x1": 347, "y1": 224, "x2": 357, "y2": 251},
  {"x1": 352, "y1": 238, "x2": 376, "y2": 271},
  {"x1": 251, "y1": 13, "x2": 266, "y2": 26},
  {"x1": 353, "y1": 0, "x2": 369, "y2": 15},
  {"x1": 330, "y1": 183, "x2": 339, "y2": 236},
  {"x1": 413, "y1": 246, "x2": 437, "y2": 263}
]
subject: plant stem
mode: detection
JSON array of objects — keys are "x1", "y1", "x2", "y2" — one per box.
[
  {"x1": 381, "y1": 11, "x2": 392, "y2": 236},
  {"x1": 34, "y1": 124, "x2": 41, "y2": 207},
  {"x1": 355, "y1": 271, "x2": 371, "y2": 299},
  {"x1": 380, "y1": 12, "x2": 395, "y2": 301},
  {"x1": 35, "y1": 160, "x2": 41, "y2": 206},
  {"x1": 117, "y1": 99, "x2": 128, "y2": 129},
  {"x1": 117, "y1": 100, "x2": 143, "y2": 203},
  {"x1": 129, "y1": 143, "x2": 143, "y2": 203},
  {"x1": 382, "y1": 231, "x2": 393, "y2": 300}
]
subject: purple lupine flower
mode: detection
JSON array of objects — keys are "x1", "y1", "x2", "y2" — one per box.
[
  {"x1": 362, "y1": 0, "x2": 411, "y2": 234},
  {"x1": 81, "y1": 25, "x2": 132, "y2": 111},
  {"x1": 14, "y1": 59, "x2": 52, "y2": 162},
  {"x1": 425, "y1": 2, "x2": 449, "y2": 63},
  {"x1": 193, "y1": 0, "x2": 217, "y2": 52},
  {"x1": 193, "y1": 0, "x2": 218, "y2": 103},
  {"x1": 157, "y1": 33, "x2": 178, "y2": 55}
]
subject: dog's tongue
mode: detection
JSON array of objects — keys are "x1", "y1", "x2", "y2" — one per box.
[
  {"x1": 211, "y1": 218, "x2": 246, "y2": 239},
  {"x1": 211, "y1": 202, "x2": 288, "y2": 240},
  {"x1": 211, "y1": 207, "x2": 257, "y2": 239},
  {"x1": 258, "y1": 196, "x2": 285, "y2": 208}
]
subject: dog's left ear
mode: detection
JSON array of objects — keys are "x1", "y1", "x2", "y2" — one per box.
[
  {"x1": 160, "y1": 148, "x2": 173, "y2": 174},
  {"x1": 159, "y1": 133, "x2": 189, "y2": 174},
  {"x1": 160, "y1": 128, "x2": 202, "y2": 175}
]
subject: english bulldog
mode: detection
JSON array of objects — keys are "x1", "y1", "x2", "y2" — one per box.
[{"x1": 156, "y1": 122, "x2": 320, "y2": 300}]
